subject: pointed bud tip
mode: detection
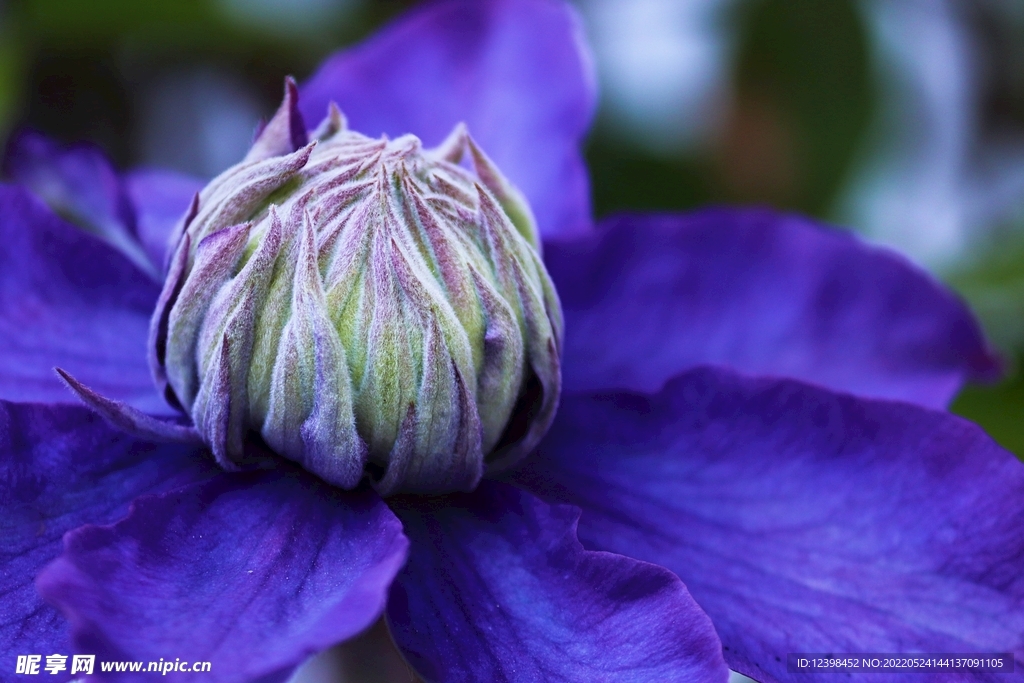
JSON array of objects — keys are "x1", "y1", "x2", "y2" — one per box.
[{"x1": 244, "y1": 77, "x2": 309, "y2": 164}]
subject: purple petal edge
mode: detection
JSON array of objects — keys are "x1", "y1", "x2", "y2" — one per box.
[
  {"x1": 512, "y1": 366, "x2": 1024, "y2": 682},
  {"x1": 37, "y1": 469, "x2": 408, "y2": 683},
  {"x1": 386, "y1": 481, "x2": 729, "y2": 683},
  {"x1": 124, "y1": 168, "x2": 205, "y2": 270},
  {"x1": 546, "y1": 209, "x2": 1000, "y2": 408},
  {"x1": 4, "y1": 129, "x2": 159, "y2": 278},
  {"x1": 0, "y1": 185, "x2": 171, "y2": 414},
  {"x1": 0, "y1": 401, "x2": 215, "y2": 677}
]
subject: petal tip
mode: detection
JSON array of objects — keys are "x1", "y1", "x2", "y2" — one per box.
[{"x1": 56, "y1": 367, "x2": 201, "y2": 445}]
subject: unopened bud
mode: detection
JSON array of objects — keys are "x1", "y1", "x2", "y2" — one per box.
[{"x1": 149, "y1": 81, "x2": 562, "y2": 495}]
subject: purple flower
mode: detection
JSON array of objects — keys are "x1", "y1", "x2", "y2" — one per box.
[{"x1": 2, "y1": 1, "x2": 1023, "y2": 682}]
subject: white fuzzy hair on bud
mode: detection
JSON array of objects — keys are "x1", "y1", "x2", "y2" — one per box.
[{"x1": 144, "y1": 80, "x2": 562, "y2": 495}]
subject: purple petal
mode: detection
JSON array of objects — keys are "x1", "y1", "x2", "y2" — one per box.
[
  {"x1": 300, "y1": 0, "x2": 596, "y2": 239},
  {"x1": 0, "y1": 401, "x2": 215, "y2": 673},
  {"x1": 386, "y1": 481, "x2": 728, "y2": 683},
  {"x1": 547, "y1": 209, "x2": 1000, "y2": 408},
  {"x1": 4, "y1": 130, "x2": 158, "y2": 278},
  {"x1": 124, "y1": 168, "x2": 205, "y2": 270},
  {"x1": 511, "y1": 367, "x2": 1024, "y2": 682},
  {"x1": 37, "y1": 470, "x2": 408, "y2": 683},
  {"x1": 0, "y1": 186, "x2": 171, "y2": 414}
]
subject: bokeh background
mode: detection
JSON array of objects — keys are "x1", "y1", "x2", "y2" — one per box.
[{"x1": 2, "y1": 0, "x2": 1022, "y2": 681}]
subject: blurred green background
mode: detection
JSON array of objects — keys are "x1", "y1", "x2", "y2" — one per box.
[{"x1": 2, "y1": 0, "x2": 1022, "y2": 681}]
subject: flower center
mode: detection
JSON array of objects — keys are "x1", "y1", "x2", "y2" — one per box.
[{"x1": 149, "y1": 95, "x2": 562, "y2": 496}]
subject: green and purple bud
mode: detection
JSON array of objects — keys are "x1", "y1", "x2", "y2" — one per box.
[{"x1": 149, "y1": 81, "x2": 562, "y2": 495}]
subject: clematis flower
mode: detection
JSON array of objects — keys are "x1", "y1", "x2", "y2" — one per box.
[{"x1": 2, "y1": 1, "x2": 1023, "y2": 682}]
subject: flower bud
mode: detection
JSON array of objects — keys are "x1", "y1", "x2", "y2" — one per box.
[{"x1": 149, "y1": 81, "x2": 562, "y2": 495}]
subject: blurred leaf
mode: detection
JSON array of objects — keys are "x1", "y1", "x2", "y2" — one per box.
[
  {"x1": 19, "y1": 0, "x2": 369, "y2": 56},
  {"x1": 24, "y1": 0, "x2": 225, "y2": 45}
]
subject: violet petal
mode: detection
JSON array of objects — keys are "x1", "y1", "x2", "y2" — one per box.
[
  {"x1": 0, "y1": 185, "x2": 171, "y2": 414},
  {"x1": 300, "y1": 0, "x2": 596, "y2": 239},
  {"x1": 124, "y1": 168, "x2": 205, "y2": 270},
  {"x1": 386, "y1": 481, "x2": 729, "y2": 683},
  {"x1": 4, "y1": 130, "x2": 158, "y2": 278},
  {"x1": 37, "y1": 470, "x2": 409, "y2": 683},
  {"x1": 547, "y1": 209, "x2": 999, "y2": 408},
  {"x1": 0, "y1": 401, "x2": 215, "y2": 674},
  {"x1": 511, "y1": 367, "x2": 1024, "y2": 682}
]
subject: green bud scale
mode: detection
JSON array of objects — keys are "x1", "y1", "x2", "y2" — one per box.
[{"x1": 148, "y1": 82, "x2": 562, "y2": 495}]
